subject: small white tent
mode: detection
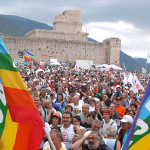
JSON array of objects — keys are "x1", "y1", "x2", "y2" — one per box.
[{"x1": 109, "y1": 64, "x2": 123, "y2": 70}]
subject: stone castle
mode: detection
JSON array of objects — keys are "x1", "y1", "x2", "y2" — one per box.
[{"x1": 1, "y1": 10, "x2": 121, "y2": 66}]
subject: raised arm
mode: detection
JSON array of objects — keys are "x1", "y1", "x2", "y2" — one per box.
[{"x1": 72, "y1": 135, "x2": 88, "y2": 150}]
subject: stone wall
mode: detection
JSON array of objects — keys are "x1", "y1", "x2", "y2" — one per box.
[{"x1": 1, "y1": 35, "x2": 120, "y2": 66}]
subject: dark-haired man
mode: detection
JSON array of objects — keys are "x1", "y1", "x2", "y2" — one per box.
[
  {"x1": 61, "y1": 111, "x2": 82, "y2": 149},
  {"x1": 115, "y1": 97, "x2": 126, "y2": 119},
  {"x1": 34, "y1": 96, "x2": 48, "y2": 122}
]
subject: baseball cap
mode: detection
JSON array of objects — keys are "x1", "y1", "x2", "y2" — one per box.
[
  {"x1": 103, "y1": 109, "x2": 111, "y2": 115},
  {"x1": 75, "y1": 92, "x2": 80, "y2": 97},
  {"x1": 46, "y1": 87, "x2": 51, "y2": 91},
  {"x1": 52, "y1": 113, "x2": 61, "y2": 119},
  {"x1": 93, "y1": 98, "x2": 100, "y2": 102},
  {"x1": 41, "y1": 88, "x2": 47, "y2": 92},
  {"x1": 116, "y1": 85, "x2": 121, "y2": 88},
  {"x1": 94, "y1": 89, "x2": 98, "y2": 93},
  {"x1": 120, "y1": 115, "x2": 133, "y2": 124},
  {"x1": 116, "y1": 97, "x2": 122, "y2": 101},
  {"x1": 124, "y1": 86, "x2": 129, "y2": 90},
  {"x1": 95, "y1": 93, "x2": 102, "y2": 98}
]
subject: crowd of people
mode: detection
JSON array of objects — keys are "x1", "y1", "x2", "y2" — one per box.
[{"x1": 20, "y1": 65, "x2": 148, "y2": 150}]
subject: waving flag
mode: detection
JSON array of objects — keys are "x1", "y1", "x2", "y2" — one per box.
[
  {"x1": 75, "y1": 65, "x2": 79, "y2": 71},
  {"x1": 127, "y1": 72, "x2": 133, "y2": 87},
  {"x1": 123, "y1": 72, "x2": 128, "y2": 85},
  {"x1": 122, "y1": 79, "x2": 150, "y2": 150},
  {"x1": 141, "y1": 67, "x2": 146, "y2": 75},
  {"x1": 24, "y1": 50, "x2": 34, "y2": 61},
  {"x1": 0, "y1": 38, "x2": 45, "y2": 150},
  {"x1": 132, "y1": 74, "x2": 144, "y2": 93}
]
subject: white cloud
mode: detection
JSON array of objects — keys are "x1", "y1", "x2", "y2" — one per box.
[
  {"x1": 83, "y1": 21, "x2": 150, "y2": 58},
  {"x1": 122, "y1": 49, "x2": 148, "y2": 58},
  {"x1": 84, "y1": 21, "x2": 136, "y2": 32}
]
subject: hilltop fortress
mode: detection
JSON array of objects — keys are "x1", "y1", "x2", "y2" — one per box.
[{"x1": 1, "y1": 10, "x2": 121, "y2": 66}]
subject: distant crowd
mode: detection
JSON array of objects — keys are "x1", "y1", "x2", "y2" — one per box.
[{"x1": 20, "y1": 65, "x2": 148, "y2": 150}]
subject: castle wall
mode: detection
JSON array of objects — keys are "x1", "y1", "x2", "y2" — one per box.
[
  {"x1": 25, "y1": 29, "x2": 88, "y2": 41},
  {"x1": 1, "y1": 36, "x2": 117, "y2": 65}
]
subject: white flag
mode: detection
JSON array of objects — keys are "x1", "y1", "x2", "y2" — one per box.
[
  {"x1": 123, "y1": 72, "x2": 128, "y2": 85},
  {"x1": 132, "y1": 74, "x2": 144, "y2": 93},
  {"x1": 75, "y1": 65, "x2": 79, "y2": 71},
  {"x1": 127, "y1": 72, "x2": 133, "y2": 86},
  {"x1": 147, "y1": 50, "x2": 150, "y2": 63}
]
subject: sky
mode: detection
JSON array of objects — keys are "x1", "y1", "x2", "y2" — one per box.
[{"x1": 0, "y1": 0, "x2": 149, "y2": 58}]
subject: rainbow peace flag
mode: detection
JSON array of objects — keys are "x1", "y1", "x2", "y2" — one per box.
[
  {"x1": 122, "y1": 79, "x2": 150, "y2": 150},
  {"x1": 24, "y1": 50, "x2": 34, "y2": 61},
  {"x1": 0, "y1": 38, "x2": 45, "y2": 150}
]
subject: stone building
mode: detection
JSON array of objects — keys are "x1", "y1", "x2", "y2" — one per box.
[{"x1": 1, "y1": 10, "x2": 121, "y2": 66}]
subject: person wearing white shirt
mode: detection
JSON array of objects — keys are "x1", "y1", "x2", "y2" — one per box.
[
  {"x1": 89, "y1": 99, "x2": 96, "y2": 112},
  {"x1": 101, "y1": 109, "x2": 117, "y2": 138},
  {"x1": 69, "y1": 95, "x2": 82, "y2": 115}
]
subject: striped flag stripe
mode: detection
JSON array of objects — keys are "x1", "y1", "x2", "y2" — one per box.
[
  {"x1": 0, "y1": 53, "x2": 18, "y2": 72},
  {"x1": 0, "y1": 69, "x2": 27, "y2": 90},
  {"x1": 4, "y1": 87, "x2": 35, "y2": 109},
  {"x1": 0, "y1": 39, "x2": 9, "y2": 54},
  {"x1": 0, "y1": 110, "x2": 18, "y2": 150}
]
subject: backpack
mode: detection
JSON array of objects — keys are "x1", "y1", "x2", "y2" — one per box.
[{"x1": 42, "y1": 107, "x2": 48, "y2": 122}]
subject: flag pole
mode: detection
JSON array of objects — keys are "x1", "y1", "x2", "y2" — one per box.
[{"x1": 43, "y1": 127, "x2": 56, "y2": 150}]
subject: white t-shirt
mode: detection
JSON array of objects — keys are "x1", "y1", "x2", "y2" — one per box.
[
  {"x1": 89, "y1": 106, "x2": 95, "y2": 112},
  {"x1": 101, "y1": 119, "x2": 117, "y2": 136},
  {"x1": 69, "y1": 103, "x2": 83, "y2": 115},
  {"x1": 61, "y1": 124, "x2": 75, "y2": 150},
  {"x1": 79, "y1": 99, "x2": 84, "y2": 105}
]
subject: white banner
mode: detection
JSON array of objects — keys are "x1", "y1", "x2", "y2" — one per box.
[{"x1": 147, "y1": 50, "x2": 150, "y2": 63}]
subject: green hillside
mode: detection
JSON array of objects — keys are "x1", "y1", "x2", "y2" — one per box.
[
  {"x1": 0, "y1": 14, "x2": 52, "y2": 36},
  {"x1": 0, "y1": 15, "x2": 25, "y2": 36}
]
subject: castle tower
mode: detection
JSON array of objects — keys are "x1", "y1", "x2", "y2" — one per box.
[
  {"x1": 25, "y1": 10, "x2": 88, "y2": 41},
  {"x1": 53, "y1": 10, "x2": 82, "y2": 33},
  {"x1": 103, "y1": 38, "x2": 121, "y2": 66}
]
